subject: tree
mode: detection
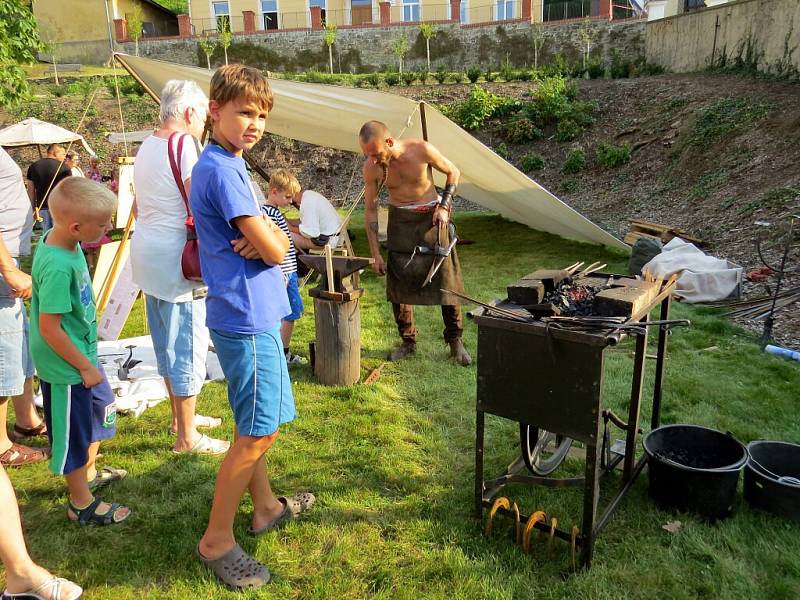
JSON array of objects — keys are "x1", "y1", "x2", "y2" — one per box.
[
  {"x1": 127, "y1": 2, "x2": 145, "y2": 57},
  {"x1": 198, "y1": 34, "x2": 217, "y2": 69},
  {"x1": 531, "y1": 21, "x2": 546, "y2": 70},
  {"x1": 392, "y1": 35, "x2": 409, "y2": 74},
  {"x1": 219, "y1": 21, "x2": 232, "y2": 65},
  {"x1": 323, "y1": 22, "x2": 337, "y2": 74},
  {"x1": 0, "y1": 0, "x2": 47, "y2": 107},
  {"x1": 578, "y1": 17, "x2": 592, "y2": 74},
  {"x1": 419, "y1": 22, "x2": 436, "y2": 71}
]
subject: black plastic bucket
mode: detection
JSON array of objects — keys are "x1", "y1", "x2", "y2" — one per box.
[
  {"x1": 643, "y1": 424, "x2": 748, "y2": 520},
  {"x1": 744, "y1": 441, "x2": 800, "y2": 522}
]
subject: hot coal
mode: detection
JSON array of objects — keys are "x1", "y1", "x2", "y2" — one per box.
[{"x1": 541, "y1": 282, "x2": 603, "y2": 316}]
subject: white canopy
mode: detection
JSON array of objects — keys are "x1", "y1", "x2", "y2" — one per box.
[
  {"x1": 114, "y1": 53, "x2": 627, "y2": 250},
  {"x1": 0, "y1": 118, "x2": 96, "y2": 156},
  {"x1": 106, "y1": 129, "x2": 155, "y2": 144}
]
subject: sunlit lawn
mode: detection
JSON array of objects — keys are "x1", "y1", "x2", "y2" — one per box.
[{"x1": 6, "y1": 212, "x2": 800, "y2": 599}]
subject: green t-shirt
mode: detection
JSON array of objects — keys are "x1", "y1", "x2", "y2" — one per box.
[{"x1": 30, "y1": 232, "x2": 97, "y2": 384}]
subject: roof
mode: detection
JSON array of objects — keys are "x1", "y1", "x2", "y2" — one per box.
[{"x1": 114, "y1": 53, "x2": 628, "y2": 251}]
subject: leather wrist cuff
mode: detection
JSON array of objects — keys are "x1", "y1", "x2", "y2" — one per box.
[{"x1": 439, "y1": 184, "x2": 456, "y2": 211}]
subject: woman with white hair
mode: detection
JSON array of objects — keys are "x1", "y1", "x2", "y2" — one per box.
[{"x1": 131, "y1": 80, "x2": 228, "y2": 455}]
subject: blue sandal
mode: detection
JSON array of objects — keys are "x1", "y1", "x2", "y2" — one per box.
[{"x1": 68, "y1": 497, "x2": 131, "y2": 526}]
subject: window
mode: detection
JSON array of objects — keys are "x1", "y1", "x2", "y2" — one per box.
[
  {"x1": 310, "y1": 0, "x2": 326, "y2": 25},
  {"x1": 495, "y1": 0, "x2": 514, "y2": 20},
  {"x1": 351, "y1": 0, "x2": 372, "y2": 26},
  {"x1": 403, "y1": 0, "x2": 420, "y2": 22},
  {"x1": 261, "y1": 0, "x2": 278, "y2": 29},
  {"x1": 460, "y1": 0, "x2": 468, "y2": 23},
  {"x1": 212, "y1": 1, "x2": 230, "y2": 31}
]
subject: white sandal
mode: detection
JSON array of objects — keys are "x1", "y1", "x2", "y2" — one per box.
[
  {"x1": 2, "y1": 576, "x2": 83, "y2": 599},
  {"x1": 194, "y1": 414, "x2": 222, "y2": 429},
  {"x1": 172, "y1": 434, "x2": 229, "y2": 455}
]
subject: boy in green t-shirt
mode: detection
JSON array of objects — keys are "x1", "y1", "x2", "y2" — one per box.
[{"x1": 30, "y1": 177, "x2": 131, "y2": 526}]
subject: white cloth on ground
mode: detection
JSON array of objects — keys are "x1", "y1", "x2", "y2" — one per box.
[
  {"x1": 299, "y1": 190, "x2": 341, "y2": 248},
  {"x1": 131, "y1": 134, "x2": 200, "y2": 303},
  {"x1": 642, "y1": 237, "x2": 742, "y2": 303},
  {"x1": 33, "y1": 336, "x2": 224, "y2": 416}
]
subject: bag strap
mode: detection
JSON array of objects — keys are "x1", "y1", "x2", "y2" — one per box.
[{"x1": 167, "y1": 132, "x2": 191, "y2": 222}]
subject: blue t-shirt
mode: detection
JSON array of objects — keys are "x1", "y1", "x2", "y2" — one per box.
[{"x1": 190, "y1": 144, "x2": 290, "y2": 334}]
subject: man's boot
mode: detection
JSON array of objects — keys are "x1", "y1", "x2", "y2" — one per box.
[
  {"x1": 448, "y1": 339, "x2": 472, "y2": 366},
  {"x1": 388, "y1": 341, "x2": 416, "y2": 362}
]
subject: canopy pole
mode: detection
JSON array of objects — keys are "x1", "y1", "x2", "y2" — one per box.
[{"x1": 419, "y1": 102, "x2": 434, "y2": 186}]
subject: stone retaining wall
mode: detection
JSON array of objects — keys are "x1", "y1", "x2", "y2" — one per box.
[{"x1": 120, "y1": 18, "x2": 645, "y2": 72}]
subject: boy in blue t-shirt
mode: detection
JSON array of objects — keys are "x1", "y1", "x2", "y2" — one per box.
[{"x1": 191, "y1": 64, "x2": 314, "y2": 590}]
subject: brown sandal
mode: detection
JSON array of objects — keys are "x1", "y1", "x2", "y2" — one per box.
[
  {"x1": 0, "y1": 443, "x2": 50, "y2": 467},
  {"x1": 12, "y1": 421, "x2": 48, "y2": 441}
]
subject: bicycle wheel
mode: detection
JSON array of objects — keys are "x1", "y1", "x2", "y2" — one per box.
[{"x1": 519, "y1": 423, "x2": 573, "y2": 476}]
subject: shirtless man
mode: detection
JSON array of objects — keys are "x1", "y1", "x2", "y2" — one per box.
[{"x1": 359, "y1": 120, "x2": 471, "y2": 366}]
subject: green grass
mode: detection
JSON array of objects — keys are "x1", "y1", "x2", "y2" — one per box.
[{"x1": 6, "y1": 212, "x2": 800, "y2": 599}]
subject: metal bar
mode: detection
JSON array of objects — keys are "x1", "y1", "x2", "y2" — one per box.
[
  {"x1": 475, "y1": 409, "x2": 485, "y2": 520},
  {"x1": 486, "y1": 505, "x2": 576, "y2": 543},
  {"x1": 580, "y1": 441, "x2": 601, "y2": 568},
  {"x1": 624, "y1": 327, "x2": 649, "y2": 481},
  {"x1": 652, "y1": 294, "x2": 672, "y2": 429},
  {"x1": 593, "y1": 456, "x2": 648, "y2": 537}
]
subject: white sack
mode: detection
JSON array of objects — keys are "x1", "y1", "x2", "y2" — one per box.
[{"x1": 642, "y1": 237, "x2": 742, "y2": 303}]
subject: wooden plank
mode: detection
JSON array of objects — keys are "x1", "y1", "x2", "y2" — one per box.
[
  {"x1": 507, "y1": 279, "x2": 545, "y2": 305},
  {"x1": 520, "y1": 269, "x2": 570, "y2": 292},
  {"x1": 623, "y1": 231, "x2": 660, "y2": 246},
  {"x1": 594, "y1": 286, "x2": 658, "y2": 318}
]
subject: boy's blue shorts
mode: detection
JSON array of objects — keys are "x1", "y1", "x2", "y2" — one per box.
[
  {"x1": 41, "y1": 370, "x2": 117, "y2": 475},
  {"x1": 284, "y1": 272, "x2": 304, "y2": 322},
  {"x1": 210, "y1": 324, "x2": 296, "y2": 438}
]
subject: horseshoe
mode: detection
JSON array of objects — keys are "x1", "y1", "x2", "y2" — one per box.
[
  {"x1": 485, "y1": 497, "x2": 511, "y2": 538},
  {"x1": 548, "y1": 517, "x2": 558, "y2": 560},
  {"x1": 512, "y1": 502, "x2": 521, "y2": 545},
  {"x1": 522, "y1": 510, "x2": 547, "y2": 554}
]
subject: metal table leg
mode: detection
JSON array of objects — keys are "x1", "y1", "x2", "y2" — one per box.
[
  {"x1": 624, "y1": 327, "x2": 649, "y2": 482},
  {"x1": 475, "y1": 409, "x2": 485, "y2": 519},
  {"x1": 651, "y1": 295, "x2": 672, "y2": 429}
]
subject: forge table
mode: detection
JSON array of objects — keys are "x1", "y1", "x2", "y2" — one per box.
[{"x1": 473, "y1": 278, "x2": 678, "y2": 568}]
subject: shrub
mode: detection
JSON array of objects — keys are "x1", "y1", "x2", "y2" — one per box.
[
  {"x1": 495, "y1": 143, "x2": 509, "y2": 159},
  {"x1": 385, "y1": 72, "x2": 400, "y2": 86},
  {"x1": 529, "y1": 75, "x2": 571, "y2": 123},
  {"x1": 555, "y1": 119, "x2": 581, "y2": 142},
  {"x1": 517, "y1": 69, "x2": 535, "y2": 82},
  {"x1": 502, "y1": 116, "x2": 542, "y2": 144},
  {"x1": 401, "y1": 71, "x2": 416, "y2": 86},
  {"x1": 587, "y1": 58, "x2": 605, "y2": 79},
  {"x1": 434, "y1": 65, "x2": 449, "y2": 84},
  {"x1": 484, "y1": 69, "x2": 497, "y2": 82},
  {"x1": 365, "y1": 72, "x2": 382, "y2": 87},
  {"x1": 499, "y1": 63, "x2": 515, "y2": 82},
  {"x1": 417, "y1": 68, "x2": 430, "y2": 84},
  {"x1": 567, "y1": 100, "x2": 597, "y2": 127},
  {"x1": 466, "y1": 66, "x2": 481, "y2": 83},
  {"x1": 303, "y1": 70, "x2": 329, "y2": 84},
  {"x1": 521, "y1": 152, "x2": 545, "y2": 172},
  {"x1": 562, "y1": 149, "x2": 586, "y2": 174},
  {"x1": 48, "y1": 85, "x2": 66, "y2": 98},
  {"x1": 452, "y1": 71, "x2": 467, "y2": 84},
  {"x1": 441, "y1": 86, "x2": 511, "y2": 130},
  {"x1": 596, "y1": 142, "x2": 631, "y2": 168},
  {"x1": 559, "y1": 178, "x2": 578, "y2": 193}
]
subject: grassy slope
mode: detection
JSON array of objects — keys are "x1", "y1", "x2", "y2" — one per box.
[{"x1": 5, "y1": 212, "x2": 800, "y2": 599}]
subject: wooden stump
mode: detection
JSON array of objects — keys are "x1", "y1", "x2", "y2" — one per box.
[{"x1": 313, "y1": 296, "x2": 361, "y2": 385}]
